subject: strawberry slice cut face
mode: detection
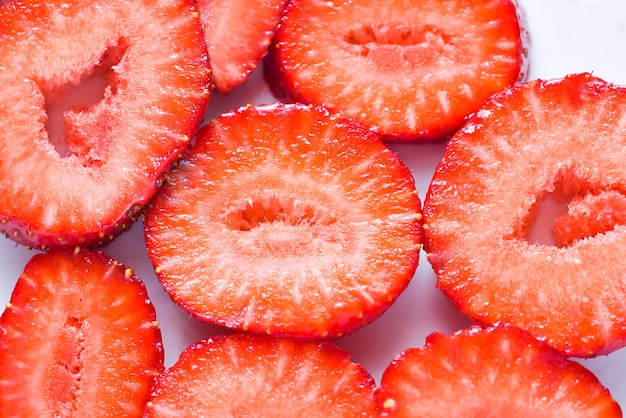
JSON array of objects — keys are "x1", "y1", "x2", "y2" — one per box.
[
  {"x1": 264, "y1": 0, "x2": 528, "y2": 140},
  {"x1": 423, "y1": 73, "x2": 626, "y2": 357},
  {"x1": 378, "y1": 324, "x2": 622, "y2": 417},
  {"x1": 0, "y1": 0, "x2": 211, "y2": 249},
  {"x1": 143, "y1": 103, "x2": 421, "y2": 339},
  {"x1": 144, "y1": 333, "x2": 380, "y2": 417},
  {"x1": 196, "y1": 0, "x2": 288, "y2": 93},
  {"x1": 0, "y1": 248, "x2": 163, "y2": 416}
]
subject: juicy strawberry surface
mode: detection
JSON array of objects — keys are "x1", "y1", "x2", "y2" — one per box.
[
  {"x1": 264, "y1": 0, "x2": 528, "y2": 140},
  {"x1": 196, "y1": 0, "x2": 287, "y2": 94},
  {"x1": 144, "y1": 332, "x2": 380, "y2": 417},
  {"x1": 422, "y1": 73, "x2": 626, "y2": 357},
  {"x1": 377, "y1": 324, "x2": 622, "y2": 417},
  {"x1": 143, "y1": 102, "x2": 421, "y2": 339},
  {"x1": 0, "y1": 0, "x2": 211, "y2": 249},
  {"x1": 0, "y1": 248, "x2": 163, "y2": 416}
]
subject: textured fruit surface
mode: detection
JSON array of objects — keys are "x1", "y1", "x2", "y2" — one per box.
[
  {"x1": 0, "y1": 0, "x2": 211, "y2": 249},
  {"x1": 0, "y1": 248, "x2": 163, "y2": 416},
  {"x1": 197, "y1": 0, "x2": 287, "y2": 93},
  {"x1": 144, "y1": 333, "x2": 380, "y2": 417},
  {"x1": 144, "y1": 102, "x2": 421, "y2": 339},
  {"x1": 264, "y1": 0, "x2": 528, "y2": 140},
  {"x1": 423, "y1": 73, "x2": 626, "y2": 357},
  {"x1": 378, "y1": 324, "x2": 622, "y2": 417}
]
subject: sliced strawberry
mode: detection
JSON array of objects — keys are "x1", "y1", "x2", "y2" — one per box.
[
  {"x1": 0, "y1": 248, "x2": 163, "y2": 416},
  {"x1": 196, "y1": 0, "x2": 287, "y2": 93},
  {"x1": 378, "y1": 324, "x2": 622, "y2": 417},
  {"x1": 264, "y1": 0, "x2": 528, "y2": 140},
  {"x1": 0, "y1": 0, "x2": 211, "y2": 249},
  {"x1": 422, "y1": 73, "x2": 626, "y2": 357},
  {"x1": 144, "y1": 332, "x2": 380, "y2": 417},
  {"x1": 143, "y1": 102, "x2": 421, "y2": 339}
]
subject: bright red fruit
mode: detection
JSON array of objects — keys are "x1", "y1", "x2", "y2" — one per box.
[
  {"x1": 144, "y1": 102, "x2": 421, "y2": 339},
  {"x1": 0, "y1": 248, "x2": 163, "y2": 416},
  {"x1": 264, "y1": 0, "x2": 528, "y2": 140},
  {"x1": 144, "y1": 333, "x2": 380, "y2": 417},
  {"x1": 196, "y1": 0, "x2": 287, "y2": 93},
  {"x1": 0, "y1": 0, "x2": 211, "y2": 249},
  {"x1": 378, "y1": 324, "x2": 622, "y2": 417},
  {"x1": 423, "y1": 73, "x2": 626, "y2": 357}
]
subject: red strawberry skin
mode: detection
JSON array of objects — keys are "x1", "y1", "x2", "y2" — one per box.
[
  {"x1": 144, "y1": 102, "x2": 421, "y2": 339},
  {"x1": 0, "y1": 0, "x2": 211, "y2": 250},
  {"x1": 378, "y1": 324, "x2": 622, "y2": 417},
  {"x1": 144, "y1": 333, "x2": 380, "y2": 417},
  {"x1": 264, "y1": 0, "x2": 528, "y2": 140},
  {"x1": 196, "y1": 0, "x2": 287, "y2": 93},
  {"x1": 0, "y1": 248, "x2": 163, "y2": 416},
  {"x1": 422, "y1": 73, "x2": 626, "y2": 357}
]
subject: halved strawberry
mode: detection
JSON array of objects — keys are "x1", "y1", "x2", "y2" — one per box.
[
  {"x1": 0, "y1": 248, "x2": 163, "y2": 416},
  {"x1": 0, "y1": 0, "x2": 211, "y2": 249},
  {"x1": 422, "y1": 73, "x2": 626, "y2": 357},
  {"x1": 144, "y1": 332, "x2": 380, "y2": 417},
  {"x1": 196, "y1": 0, "x2": 287, "y2": 94},
  {"x1": 378, "y1": 324, "x2": 622, "y2": 417},
  {"x1": 143, "y1": 102, "x2": 421, "y2": 339},
  {"x1": 264, "y1": 0, "x2": 528, "y2": 140}
]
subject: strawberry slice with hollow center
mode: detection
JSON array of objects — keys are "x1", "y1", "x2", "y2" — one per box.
[
  {"x1": 144, "y1": 333, "x2": 380, "y2": 417},
  {"x1": 423, "y1": 73, "x2": 626, "y2": 357},
  {"x1": 143, "y1": 102, "x2": 422, "y2": 339},
  {"x1": 0, "y1": 0, "x2": 211, "y2": 249},
  {"x1": 378, "y1": 324, "x2": 622, "y2": 417},
  {"x1": 0, "y1": 248, "x2": 163, "y2": 416},
  {"x1": 196, "y1": 0, "x2": 288, "y2": 93},
  {"x1": 264, "y1": 0, "x2": 528, "y2": 140}
]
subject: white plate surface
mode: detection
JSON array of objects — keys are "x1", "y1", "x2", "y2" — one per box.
[{"x1": 1, "y1": 0, "x2": 626, "y2": 407}]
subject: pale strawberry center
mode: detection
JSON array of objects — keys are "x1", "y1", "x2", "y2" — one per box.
[
  {"x1": 226, "y1": 196, "x2": 337, "y2": 231},
  {"x1": 344, "y1": 23, "x2": 451, "y2": 70},
  {"x1": 42, "y1": 39, "x2": 128, "y2": 167}
]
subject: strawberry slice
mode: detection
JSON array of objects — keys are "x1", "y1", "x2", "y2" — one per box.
[
  {"x1": 143, "y1": 102, "x2": 421, "y2": 339},
  {"x1": 196, "y1": 0, "x2": 287, "y2": 93},
  {"x1": 264, "y1": 0, "x2": 528, "y2": 140},
  {"x1": 378, "y1": 324, "x2": 622, "y2": 417},
  {"x1": 422, "y1": 73, "x2": 626, "y2": 357},
  {"x1": 0, "y1": 248, "x2": 163, "y2": 416},
  {"x1": 0, "y1": 0, "x2": 211, "y2": 249},
  {"x1": 144, "y1": 332, "x2": 380, "y2": 417}
]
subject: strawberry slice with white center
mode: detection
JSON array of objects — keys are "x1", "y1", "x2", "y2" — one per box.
[
  {"x1": 144, "y1": 333, "x2": 380, "y2": 417},
  {"x1": 0, "y1": 248, "x2": 163, "y2": 416},
  {"x1": 423, "y1": 72, "x2": 626, "y2": 357},
  {"x1": 378, "y1": 324, "x2": 622, "y2": 417},
  {"x1": 264, "y1": 0, "x2": 528, "y2": 140},
  {"x1": 196, "y1": 0, "x2": 288, "y2": 93},
  {"x1": 143, "y1": 102, "x2": 421, "y2": 339},
  {"x1": 0, "y1": 0, "x2": 211, "y2": 249}
]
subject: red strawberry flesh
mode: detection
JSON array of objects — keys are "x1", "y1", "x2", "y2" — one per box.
[
  {"x1": 0, "y1": 248, "x2": 163, "y2": 416},
  {"x1": 423, "y1": 73, "x2": 626, "y2": 357},
  {"x1": 0, "y1": 0, "x2": 211, "y2": 249},
  {"x1": 144, "y1": 333, "x2": 380, "y2": 417},
  {"x1": 144, "y1": 102, "x2": 421, "y2": 339}
]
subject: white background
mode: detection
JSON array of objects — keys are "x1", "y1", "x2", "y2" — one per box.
[{"x1": 1, "y1": 0, "x2": 625, "y2": 407}]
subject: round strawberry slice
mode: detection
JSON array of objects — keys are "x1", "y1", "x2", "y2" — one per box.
[
  {"x1": 422, "y1": 73, "x2": 626, "y2": 357},
  {"x1": 264, "y1": 0, "x2": 528, "y2": 140},
  {"x1": 0, "y1": 0, "x2": 211, "y2": 249},
  {"x1": 144, "y1": 333, "x2": 380, "y2": 417},
  {"x1": 0, "y1": 248, "x2": 163, "y2": 416},
  {"x1": 143, "y1": 102, "x2": 421, "y2": 339},
  {"x1": 378, "y1": 324, "x2": 622, "y2": 417}
]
